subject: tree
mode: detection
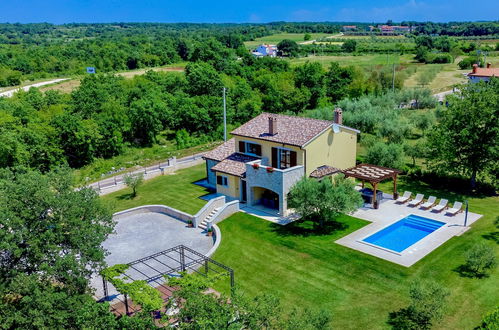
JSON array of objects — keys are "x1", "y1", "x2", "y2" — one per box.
[
  {"x1": 427, "y1": 79, "x2": 499, "y2": 188},
  {"x1": 478, "y1": 306, "x2": 499, "y2": 329},
  {"x1": 294, "y1": 61, "x2": 324, "y2": 108},
  {"x1": 0, "y1": 168, "x2": 114, "y2": 291},
  {"x1": 304, "y1": 33, "x2": 312, "y2": 41},
  {"x1": 341, "y1": 39, "x2": 357, "y2": 52},
  {"x1": 185, "y1": 62, "x2": 223, "y2": 96},
  {"x1": 404, "y1": 141, "x2": 426, "y2": 166},
  {"x1": 287, "y1": 175, "x2": 363, "y2": 229},
  {"x1": 365, "y1": 142, "x2": 405, "y2": 169},
  {"x1": 389, "y1": 280, "x2": 449, "y2": 330},
  {"x1": 463, "y1": 243, "x2": 496, "y2": 277},
  {"x1": 277, "y1": 39, "x2": 299, "y2": 57},
  {"x1": 123, "y1": 172, "x2": 144, "y2": 198},
  {"x1": 166, "y1": 272, "x2": 331, "y2": 329},
  {"x1": 324, "y1": 62, "x2": 353, "y2": 102}
]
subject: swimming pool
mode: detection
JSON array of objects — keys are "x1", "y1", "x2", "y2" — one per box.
[{"x1": 362, "y1": 215, "x2": 445, "y2": 253}]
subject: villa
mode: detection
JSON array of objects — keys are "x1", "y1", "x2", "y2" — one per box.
[{"x1": 203, "y1": 110, "x2": 360, "y2": 216}]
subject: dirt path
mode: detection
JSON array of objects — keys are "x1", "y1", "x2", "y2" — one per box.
[{"x1": 0, "y1": 78, "x2": 70, "y2": 98}]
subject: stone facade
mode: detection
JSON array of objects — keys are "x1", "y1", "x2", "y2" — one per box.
[{"x1": 245, "y1": 160, "x2": 304, "y2": 215}]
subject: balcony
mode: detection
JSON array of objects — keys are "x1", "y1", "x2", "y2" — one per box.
[{"x1": 245, "y1": 159, "x2": 304, "y2": 193}]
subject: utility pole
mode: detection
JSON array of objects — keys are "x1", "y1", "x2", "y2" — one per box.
[
  {"x1": 392, "y1": 63, "x2": 396, "y2": 92},
  {"x1": 223, "y1": 87, "x2": 227, "y2": 142}
]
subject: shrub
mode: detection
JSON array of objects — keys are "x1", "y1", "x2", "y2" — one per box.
[
  {"x1": 464, "y1": 243, "x2": 497, "y2": 277},
  {"x1": 458, "y1": 56, "x2": 481, "y2": 70},
  {"x1": 478, "y1": 306, "x2": 499, "y2": 329}
]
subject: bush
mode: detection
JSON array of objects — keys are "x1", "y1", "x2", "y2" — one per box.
[
  {"x1": 464, "y1": 243, "x2": 497, "y2": 277},
  {"x1": 365, "y1": 142, "x2": 405, "y2": 169},
  {"x1": 389, "y1": 280, "x2": 449, "y2": 330},
  {"x1": 458, "y1": 56, "x2": 481, "y2": 70},
  {"x1": 478, "y1": 306, "x2": 499, "y2": 329}
]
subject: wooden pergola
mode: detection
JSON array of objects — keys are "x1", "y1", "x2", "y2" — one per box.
[{"x1": 342, "y1": 163, "x2": 401, "y2": 209}]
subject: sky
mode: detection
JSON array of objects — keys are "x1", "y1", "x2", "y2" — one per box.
[{"x1": 0, "y1": 0, "x2": 497, "y2": 24}]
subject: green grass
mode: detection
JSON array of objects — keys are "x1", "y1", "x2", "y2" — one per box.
[
  {"x1": 212, "y1": 177, "x2": 498, "y2": 329},
  {"x1": 74, "y1": 140, "x2": 220, "y2": 185},
  {"x1": 287, "y1": 54, "x2": 415, "y2": 68},
  {"x1": 101, "y1": 163, "x2": 209, "y2": 214},
  {"x1": 244, "y1": 33, "x2": 331, "y2": 48}
]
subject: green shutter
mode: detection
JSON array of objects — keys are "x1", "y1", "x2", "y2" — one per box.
[
  {"x1": 239, "y1": 141, "x2": 245, "y2": 153},
  {"x1": 271, "y1": 147, "x2": 278, "y2": 168},
  {"x1": 255, "y1": 144, "x2": 262, "y2": 156},
  {"x1": 217, "y1": 176, "x2": 223, "y2": 185}
]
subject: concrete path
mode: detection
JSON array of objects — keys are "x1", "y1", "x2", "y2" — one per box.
[{"x1": 0, "y1": 78, "x2": 70, "y2": 98}]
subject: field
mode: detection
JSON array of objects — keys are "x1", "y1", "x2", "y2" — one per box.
[
  {"x1": 288, "y1": 54, "x2": 415, "y2": 68},
  {"x1": 99, "y1": 162, "x2": 498, "y2": 329},
  {"x1": 244, "y1": 33, "x2": 333, "y2": 48},
  {"x1": 40, "y1": 63, "x2": 186, "y2": 93}
]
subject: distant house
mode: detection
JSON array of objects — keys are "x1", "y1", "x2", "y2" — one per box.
[
  {"x1": 342, "y1": 25, "x2": 357, "y2": 32},
  {"x1": 468, "y1": 63, "x2": 499, "y2": 83},
  {"x1": 203, "y1": 111, "x2": 359, "y2": 216},
  {"x1": 253, "y1": 44, "x2": 277, "y2": 57},
  {"x1": 378, "y1": 25, "x2": 412, "y2": 35}
]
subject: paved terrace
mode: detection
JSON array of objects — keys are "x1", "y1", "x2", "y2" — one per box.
[{"x1": 336, "y1": 194, "x2": 482, "y2": 267}]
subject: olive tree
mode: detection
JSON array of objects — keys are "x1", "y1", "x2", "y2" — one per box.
[
  {"x1": 123, "y1": 172, "x2": 144, "y2": 198},
  {"x1": 287, "y1": 175, "x2": 363, "y2": 229}
]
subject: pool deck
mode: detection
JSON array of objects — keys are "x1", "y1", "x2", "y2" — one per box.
[{"x1": 336, "y1": 194, "x2": 482, "y2": 267}]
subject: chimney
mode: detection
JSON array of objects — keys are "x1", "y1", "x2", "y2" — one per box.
[
  {"x1": 333, "y1": 108, "x2": 343, "y2": 125},
  {"x1": 472, "y1": 64, "x2": 478, "y2": 74},
  {"x1": 487, "y1": 62, "x2": 491, "y2": 68},
  {"x1": 269, "y1": 116, "x2": 278, "y2": 135}
]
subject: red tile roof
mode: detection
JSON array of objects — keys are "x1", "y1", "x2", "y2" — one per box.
[
  {"x1": 203, "y1": 139, "x2": 235, "y2": 161},
  {"x1": 310, "y1": 165, "x2": 341, "y2": 179},
  {"x1": 210, "y1": 153, "x2": 258, "y2": 177},
  {"x1": 468, "y1": 67, "x2": 499, "y2": 77},
  {"x1": 230, "y1": 113, "x2": 334, "y2": 147}
]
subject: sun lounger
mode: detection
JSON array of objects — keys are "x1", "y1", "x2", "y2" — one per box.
[
  {"x1": 446, "y1": 202, "x2": 463, "y2": 215},
  {"x1": 408, "y1": 194, "x2": 424, "y2": 207},
  {"x1": 432, "y1": 199, "x2": 448, "y2": 212},
  {"x1": 420, "y1": 196, "x2": 437, "y2": 209},
  {"x1": 396, "y1": 191, "x2": 411, "y2": 203}
]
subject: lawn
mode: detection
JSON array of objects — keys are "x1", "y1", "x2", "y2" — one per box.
[
  {"x1": 101, "y1": 163, "x2": 209, "y2": 214},
  {"x1": 212, "y1": 177, "x2": 498, "y2": 329},
  {"x1": 244, "y1": 33, "x2": 332, "y2": 48},
  {"x1": 287, "y1": 54, "x2": 415, "y2": 68}
]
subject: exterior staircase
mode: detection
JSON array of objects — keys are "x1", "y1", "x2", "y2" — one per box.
[{"x1": 198, "y1": 208, "x2": 220, "y2": 230}]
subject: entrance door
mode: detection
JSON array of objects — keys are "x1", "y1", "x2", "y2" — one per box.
[{"x1": 240, "y1": 180, "x2": 247, "y2": 203}]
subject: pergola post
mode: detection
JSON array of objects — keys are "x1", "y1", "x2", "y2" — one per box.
[
  {"x1": 361, "y1": 180, "x2": 365, "y2": 188},
  {"x1": 393, "y1": 174, "x2": 399, "y2": 200},
  {"x1": 372, "y1": 182, "x2": 378, "y2": 209}
]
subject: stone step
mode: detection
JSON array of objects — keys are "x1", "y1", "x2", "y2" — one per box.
[{"x1": 198, "y1": 223, "x2": 207, "y2": 230}]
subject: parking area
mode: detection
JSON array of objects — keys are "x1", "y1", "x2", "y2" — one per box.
[{"x1": 91, "y1": 211, "x2": 214, "y2": 298}]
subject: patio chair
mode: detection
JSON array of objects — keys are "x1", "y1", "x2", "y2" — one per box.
[
  {"x1": 446, "y1": 202, "x2": 463, "y2": 216},
  {"x1": 420, "y1": 196, "x2": 437, "y2": 209},
  {"x1": 432, "y1": 199, "x2": 448, "y2": 213},
  {"x1": 408, "y1": 193, "x2": 424, "y2": 207},
  {"x1": 396, "y1": 191, "x2": 412, "y2": 203}
]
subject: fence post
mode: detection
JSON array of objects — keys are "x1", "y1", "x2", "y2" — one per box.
[
  {"x1": 102, "y1": 277, "x2": 108, "y2": 300},
  {"x1": 204, "y1": 259, "x2": 209, "y2": 274},
  {"x1": 124, "y1": 293, "x2": 130, "y2": 315},
  {"x1": 180, "y1": 246, "x2": 186, "y2": 272},
  {"x1": 114, "y1": 177, "x2": 117, "y2": 186}
]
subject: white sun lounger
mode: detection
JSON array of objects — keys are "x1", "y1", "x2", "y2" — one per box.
[
  {"x1": 446, "y1": 202, "x2": 463, "y2": 215},
  {"x1": 408, "y1": 194, "x2": 424, "y2": 207},
  {"x1": 396, "y1": 191, "x2": 411, "y2": 203},
  {"x1": 420, "y1": 196, "x2": 437, "y2": 209},
  {"x1": 432, "y1": 199, "x2": 448, "y2": 212}
]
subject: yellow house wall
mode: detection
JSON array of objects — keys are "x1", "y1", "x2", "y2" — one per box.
[
  {"x1": 233, "y1": 136, "x2": 304, "y2": 166},
  {"x1": 215, "y1": 173, "x2": 240, "y2": 199},
  {"x1": 303, "y1": 127, "x2": 357, "y2": 176}
]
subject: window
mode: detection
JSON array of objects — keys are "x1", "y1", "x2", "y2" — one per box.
[
  {"x1": 216, "y1": 175, "x2": 228, "y2": 187},
  {"x1": 272, "y1": 147, "x2": 297, "y2": 169},
  {"x1": 239, "y1": 141, "x2": 262, "y2": 157}
]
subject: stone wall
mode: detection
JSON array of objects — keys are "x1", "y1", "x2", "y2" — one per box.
[{"x1": 113, "y1": 205, "x2": 194, "y2": 223}]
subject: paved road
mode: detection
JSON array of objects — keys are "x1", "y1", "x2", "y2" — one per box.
[
  {"x1": 0, "y1": 78, "x2": 70, "y2": 98},
  {"x1": 87, "y1": 152, "x2": 206, "y2": 194}
]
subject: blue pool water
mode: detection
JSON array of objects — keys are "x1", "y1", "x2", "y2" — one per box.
[{"x1": 363, "y1": 215, "x2": 445, "y2": 253}]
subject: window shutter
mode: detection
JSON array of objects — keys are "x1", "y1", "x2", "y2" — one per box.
[
  {"x1": 271, "y1": 147, "x2": 278, "y2": 168},
  {"x1": 290, "y1": 151, "x2": 297, "y2": 167},
  {"x1": 255, "y1": 144, "x2": 262, "y2": 156},
  {"x1": 217, "y1": 176, "x2": 223, "y2": 185},
  {"x1": 239, "y1": 141, "x2": 245, "y2": 153}
]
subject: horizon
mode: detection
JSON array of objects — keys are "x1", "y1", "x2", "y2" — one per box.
[{"x1": 1, "y1": 0, "x2": 498, "y2": 24}]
